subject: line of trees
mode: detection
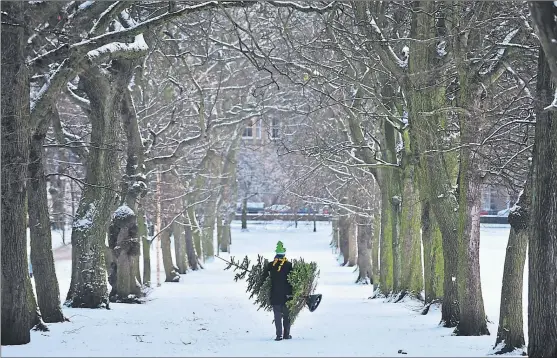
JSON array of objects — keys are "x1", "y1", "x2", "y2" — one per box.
[{"x1": 1, "y1": 2, "x2": 555, "y2": 356}]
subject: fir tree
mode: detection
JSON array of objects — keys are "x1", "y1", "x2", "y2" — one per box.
[{"x1": 224, "y1": 255, "x2": 320, "y2": 323}]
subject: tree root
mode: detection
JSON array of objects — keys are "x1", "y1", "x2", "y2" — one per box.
[
  {"x1": 394, "y1": 290, "x2": 408, "y2": 303},
  {"x1": 32, "y1": 321, "x2": 49, "y2": 332},
  {"x1": 493, "y1": 344, "x2": 526, "y2": 355},
  {"x1": 421, "y1": 300, "x2": 441, "y2": 315}
]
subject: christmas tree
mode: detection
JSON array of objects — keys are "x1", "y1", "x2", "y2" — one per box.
[{"x1": 224, "y1": 254, "x2": 320, "y2": 324}]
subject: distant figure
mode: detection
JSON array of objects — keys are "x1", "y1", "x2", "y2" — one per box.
[
  {"x1": 29, "y1": 259, "x2": 33, "y2": 278},
  {"x1": 262, "y1": 241, "x2": 293, "y2": 341}
]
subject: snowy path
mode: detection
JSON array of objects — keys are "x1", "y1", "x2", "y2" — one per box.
[{"x1": 4, "y1": 222, "x2": 523, "y2": 357}]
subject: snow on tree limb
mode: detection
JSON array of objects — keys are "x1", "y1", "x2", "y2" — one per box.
[
  {"x1": 88, "y1": 1, "x2": 128, "y2": 36},
  {"x1": 267, "y1": 1, "x2": 337, "y2": 14},
  {"x1": 29, "y1": 1, "x2": 253, "y2": 69},
  {"x1": 64, "y1": 81, "x2": 91, "y2": 111},
  {"x1": 86, "y1": 34, "x2": 149, "y2": 62}
]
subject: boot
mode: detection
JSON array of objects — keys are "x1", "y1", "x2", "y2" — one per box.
[
  {"x1": 283, "y1": 329, "x2": 291, "y2": 339},
  {"x1": 275, "y1": 335, "x2": 283, "y2": 341}
]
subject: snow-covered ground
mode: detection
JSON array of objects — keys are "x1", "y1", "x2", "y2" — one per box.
[{"x1": 4, "y1": 221, "x2": 525, "y2": 357}]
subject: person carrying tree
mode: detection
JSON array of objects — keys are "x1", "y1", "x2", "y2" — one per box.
[{"x1": 262, "y1": 241, "x2": 293, "y2": 341}]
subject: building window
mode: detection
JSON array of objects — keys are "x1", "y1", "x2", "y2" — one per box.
[
  {"x1": 243, "y1": 123, "x2": 253, "y2": 138},
  {"x1": 243, "y1": 119, "x2": 262, "y2": 139},
  {"x1": 271, "y1": 118, "x2": 280, "y2": 139},
  {"x1": 255, "y1": 119, "x2": 262, "y2": 139}
]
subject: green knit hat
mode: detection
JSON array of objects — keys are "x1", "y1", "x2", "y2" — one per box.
[{"x1": 275, "y1": 241, "x2": 286, "y2": 254}]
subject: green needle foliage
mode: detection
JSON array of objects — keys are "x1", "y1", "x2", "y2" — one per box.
[
  {"x1": 286, "y1": 258, "x2": 319, "y2": 324},
  {"x1": 224, "y1": 255, "x2": 320, "y2": 324}
]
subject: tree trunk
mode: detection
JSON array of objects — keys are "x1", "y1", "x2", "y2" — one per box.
[
  {"x1": 381, "y1": 120, "x2": 403, "y2": 297},
  {"x1": 139, "y1": 206, "x2": 151, "y2": 287},
  {"x1": 372, "y1": 212, "x2": 381, "y2": 287},
  {"x1": 161, "y1": 227, "x2": 180, "y2": 282},
  {"x1": 338, "y1": 212, "x2": 350, "y2": 266},
  {"x1": 220, "y1": 223, "x2": 231, "y2": 254},
  {"x1": 107, "y1": 206, "x2": 142, "y2": 302},
  {"x1": 173, "y1": 221, "x2": 188, "y2": 274},
  {"x1": 226, "y1": 209, "x2": 235, "y2": 248},
  {"x1": 216, "y1": 134, "x2": 240, "y2": 254},
  {"x1": 50, "y1": 150, "x2": 67, "y2": 232},
  {"x1": 525, "y1": 43, "x2": 557, "y2": 358},
  {"x1": 347, "y1": 217, "x2": 358, "y2": 267},
  {"x1": 454, "y1": 165, "x2": 488, "y2": 335},
  {"x1": 184, "y1": 213, "x2": 199, "y2": 271},
  {"x1": 155, "y1": 171, "x2": 162, "y2": 287},
  {"x1": 220, "y1": 209, "x2": 234, "y2": 254},
  {"x1": 70, "y1": 178, "x2": 77, "y2": 222},
  {"x1": 201, "y1": 200, "x2": 217, "y2": 259},
  {"x1": 107, "y1": 59, "x2": 145, "y2": 303},
  {"x1": 66, "y1": 66, "x2": 122, "y2": 309},
  {"x1": 1, "y1": 2, "x2": 36, "y2": 343},
  {"x1": 400, "y1": 158, "x2": 423, "y2": 297},
  {"x1": 407, "y1": 0, "x2": 460, "y2": 327},
  {"x1": 494, "y1": 181, "x2": 529, "y2": 353},
  {"x1": 217, "y1": 214, "x2": 226, "y2": 253},
  {"x1": 454, "y1": 70, "x2": 489, "y2": 336},
  {"x1": 421, "y1": 202, "x2": 444, "y2": 305},
  {"x1": 28, "y1": 107, "x2": 65, "y2": 323},
  {"x1": 331, "y1": 216, "x2": 339, "y2": 251},
  {"x1": 313, "y1": 214, "x2": 317, "y2": 232},
  {"x1": 241, "y1": 197, "x2": 248, "y2": 230},
  {"x1": 188, "y1": 206, "x2": 203, "y2": 259},
  {"x1": 378, "y1": 188, "x2": 395, "y2": 295},
  {"x1": 356, "y1": 221, "x2": 373, "y2": 284}
]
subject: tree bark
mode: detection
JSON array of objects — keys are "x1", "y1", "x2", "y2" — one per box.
[
  {"x1": 139, "y1": 206, "x2": 151, "y2": 287},
  {"x1": 453, "y1": 51, "x2": 489, "y2": 336},
  {"x1": 400, "y1": 155, "x2": 423, "y2": 298},
  {"x1": 241, "y1": 197, "x2": 248, "y2": 230},
  {"x1": 338, "y1": 211, "x2": 350, "y2": 266},
  {"x1": 172, "y1": 221, "x2": 188, "y2": 274},
  {"x1": 65, "y1": 66, "x2": 122, "y2": 309},
  {"x1": 217, "y1": 214, "x2": 227, "y2": 253},
  {"x1": 28, "y1": 107, "x2": 66, "y2": 322},
  {"x1": 189, "y1": 206, "x2": 203, "y2": 259},
  {"x1": 216, "y1": 135, "x2": 240, "y2": 254},
  {"x1": 356, "y1": 221, "x2": 372, "y2": 284},
  {"x1": 407, "y1": 1, "x2": 459, "y2": 327},
  {"x1": 421, "y1": 201, "x2": 444, "y2": 305},
  {"x1": 108, "y1": 206, "x2": 142, "y2": 302},
  {"x1": 201, "y1": 200, "x2": 217, "y2": 259},
  {"x1": 161, "y1": 227, "x2": 180, "y2": 282},
  {"x1": 1, "y1": 1, "x2": 36, "y2": 343},
  {"x1": 107, "y1": 60, "x2": 145, "y2": 303},
  {"x1": 524, "y1": 40, "x2": 557, "y2": 357},
  {"x1": 382, "y1": 121, "x2": 403, "y2": 297},
  {"x1": 494, "y1": 180, "x2": 529, "y2": 353},
  {"x1": 378, "y1": 188, "x2": 395, "y2": 295},
  {"x1": 184, "y1": 212, "x2": 200, "y2": 271},
  {"x1": 454, "y1": 163, "x2": 488, "y2": 335},
  {"x1": 347, "y1": 217, "x2": 358, "y2": 267},
  {"x1": 220, "y1": 221, "x2": 231, "y2": 254},
  {"x1": 372, "y1": 212, "x2": 381, "y2": 287},
  {"x1": 50, "y1": 149, "x2": 67, "y2": 233},
  {"x1": 331, "y1": 216, "x2": 339, "y2": 251}
]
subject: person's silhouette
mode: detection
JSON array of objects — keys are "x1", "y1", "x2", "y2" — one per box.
[{"x1": 262, "y1": 241, "x2": 293, "y2": 341}]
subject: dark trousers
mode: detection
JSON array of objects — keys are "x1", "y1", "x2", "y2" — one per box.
[{"x1": 272, "y1": 304, "x2": 291, "y2": 337}]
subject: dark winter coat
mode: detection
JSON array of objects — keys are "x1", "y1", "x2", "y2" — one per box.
[{"x1": 263, "y1": 257, "x2": 293, "y2": 305}]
